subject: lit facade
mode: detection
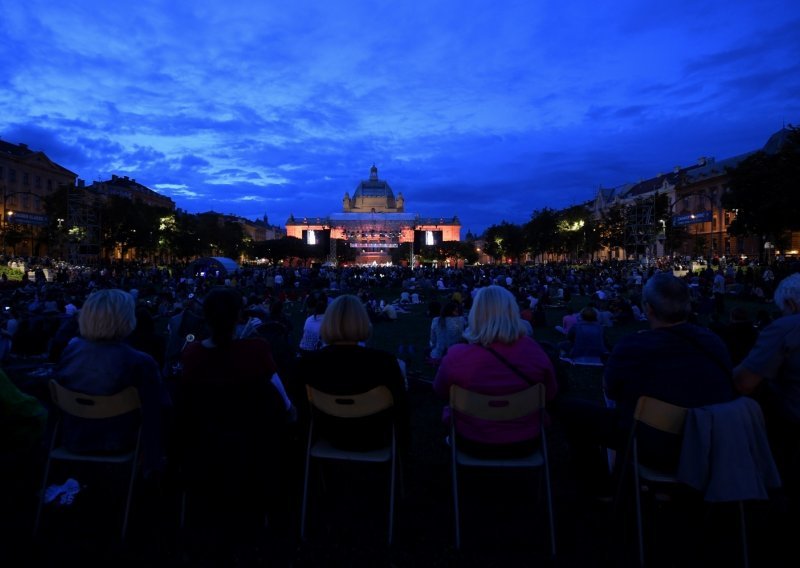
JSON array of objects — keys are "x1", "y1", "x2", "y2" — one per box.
[
  {"x1": 0, "y1": 140, "x2": 78, "y2": 256},
  {"x1": 286, "y1": 165, "x2": 460, "y2": 264}
]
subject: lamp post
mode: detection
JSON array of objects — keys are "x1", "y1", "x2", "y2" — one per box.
[
  {"x1": 764, "y1": 241, "x2": 775, "y2": 265},
  {"x1": 57, "y1": 217, "x2": 65, "y2": 260}
]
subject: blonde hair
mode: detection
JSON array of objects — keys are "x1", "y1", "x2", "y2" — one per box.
[
  {"x1": 79, "y1": 289, "x2": 137, "y2": 341},
  {"x1": 320, "y1": 294, "x2": 372, "y2": 345},
  {"x1": 463, "y1": 285, "x2": 525, "y2": 346}
]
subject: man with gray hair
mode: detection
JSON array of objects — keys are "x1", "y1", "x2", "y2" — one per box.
[
  {"x1": 603, "y1": 271, "x2": 736, "y2": 469},
  {"x1": 558, "y1": 271, "x2": 735, "y2": 497},
  {"x1": 734, "y1": 272, "x2": 800, "y2": 512}
]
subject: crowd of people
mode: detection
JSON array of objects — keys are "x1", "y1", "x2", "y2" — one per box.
[{"x1": 1, "y1": 256, "x2": 799, "y2": 564}]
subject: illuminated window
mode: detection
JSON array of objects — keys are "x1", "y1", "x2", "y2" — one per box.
[
  {"x1": 425, "y1": 231, "x2": 434, "y2": 246},
  {"x1": 307, "y1": 230, "x2": 317, "y2": 245}
]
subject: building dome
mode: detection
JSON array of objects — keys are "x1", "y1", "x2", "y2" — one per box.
[
  {"x1": 762, "y1": 126, "x2": 793, "y2": 155},
  {"x1": 344, "y1": 164, "x2": 402, "y2": 212}
]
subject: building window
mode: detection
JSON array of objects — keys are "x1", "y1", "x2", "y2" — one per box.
[
  {"x1": 22, "y1": 172, "x2": 29, "y2": 185},
  {"x1": 9, "y1": 169, "x2": 16, "y2": 182},
  {"x1": 0, "y1": 166, "x2": 3, "y2": 180},
  {"x1": 47, "y1": 179, "x2": 52, "y2": 191},
  {"x1": 35, "y1": 176, "x2": 41, "y2": 188}
]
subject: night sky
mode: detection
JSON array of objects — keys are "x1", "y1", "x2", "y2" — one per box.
[{"x1": 2, "y1": 0, "x2": 798, "y2": 236}]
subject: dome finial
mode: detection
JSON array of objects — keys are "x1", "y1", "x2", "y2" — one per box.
[{"x1": 370, "y1": 164, "x2": 378, "y2": 180}]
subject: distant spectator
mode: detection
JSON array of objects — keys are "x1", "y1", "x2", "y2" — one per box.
[{"x1": 429, "y1": 301, "x2": 466, "y2": 360}]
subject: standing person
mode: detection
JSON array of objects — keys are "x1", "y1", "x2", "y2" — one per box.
[
  {"x1": 734, "y1": 273, "x2": 800, "y2": 517},
  {"x1": 712, "y1": 269, "x2": 727, "y2": 316},
  {"x1": 54, "y1": 289, "x2": 166, "y2": 477},
  {"x1": 433, "y1": 285, "x2": 558, "y2": 458},
  {"x1": 294, "y1": 294, "x2": 410, "y2": 452},
  {"x1": 175, "y1": 286, "x2": 293, "y2": 561},
  {"x1": 429, "y1": 301, "x2": 466, "y2": 361}
]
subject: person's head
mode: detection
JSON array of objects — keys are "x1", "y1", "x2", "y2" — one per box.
[
  {"x1": 320, "y1": 294, "x2": 372, "y2": 345},
  {"x1": 642, "y1": 272, "x2": 691, "y2": 324},
  {"x1": 440, "y1": 301, "x2": 460, "y2": 319},
  {"x1": 308, "y1": 292, "x2": 328, "y2": 317},
  {"x1": 203, "y1": 286, "x2": 243, "y2": 347},
  {"x1": 579, "y1": 307, "x2": 598, "y2": 322},
  {"x1": 773, "y1": 273, "x2": 800, "y2": 315},
  {"x1": 463, "y1": 285, "x2": 525, "y2": 346},
  {"x1": 79, "y1": 289, "x2": 137, "y2": 341}
]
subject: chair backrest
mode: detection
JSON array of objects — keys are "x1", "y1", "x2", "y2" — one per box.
[
  {"x1": 306, "y1": 385, "x2": 394, "y2": 418},
  {"x1": 450, "y1": 383, "x2": 545, "y2": 422},
  {"x1": 633, "y1": 396, "x2": 688, "y2": 435},
  {"x1": 49, "y1": 379, "x2": 141, "y2": 420}
]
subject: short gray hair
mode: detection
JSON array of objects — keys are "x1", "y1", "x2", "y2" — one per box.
[
  {"x1": 79, "y1": 289, "x2": 137, "y2": 341},
  {"x1": 642, "y1": 272, "x2": 691, "y2": 324},
  {"x1": 774, "y1": 273, "x2": 800, "y2": 311}
]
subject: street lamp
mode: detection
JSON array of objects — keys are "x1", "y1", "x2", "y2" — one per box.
[{"x1": 764, "y1": 241, "x2": 775, "y2": 265}]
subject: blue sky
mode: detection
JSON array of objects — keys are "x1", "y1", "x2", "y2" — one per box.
[{"x1": 2, "y1": 0, "x2": 799, "y2": 236}]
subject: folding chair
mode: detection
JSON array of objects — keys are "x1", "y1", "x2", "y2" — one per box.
[
  {"x1": 33, "y1": 379, "x2": 142, "y2": 541},
  {"x1": 625, "y1": 396, "x2": 751, "y2": 568},
  {"x1": 300, "y1": 385, "x2": 397, "y2": 544},
  {"x1": 449, "y1": 383, "x2": 556, "y2": 556}
]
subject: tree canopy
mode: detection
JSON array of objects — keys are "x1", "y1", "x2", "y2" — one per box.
[{"x1": 722, "y1": 126, "x2": 800, "y2": 244}]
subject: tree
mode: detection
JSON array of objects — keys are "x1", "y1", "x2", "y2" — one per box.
[
  {"x1": 722, "y1": 126, "x2": 800, "y2": 243},
  {"x1": 485, "y1": 221, "x2": 527, "y2": 263},
  {"x1": 440, "y1": 240, "x2": 479, "y2": 265},
  {"x1": 524, "y1": 208, "x2": 560, "y2": 261},
  {"x1": 595, "y1": 204, "x2": 627, "y2": 253}
]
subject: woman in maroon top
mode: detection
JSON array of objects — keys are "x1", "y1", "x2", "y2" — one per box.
[{"x1": 175, "y1": 286, "x2": 292, "y2": 557}]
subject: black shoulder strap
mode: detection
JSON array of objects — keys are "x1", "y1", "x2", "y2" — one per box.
[{"x1": 479, "y1": 345, "x2": 536, "y2": 386}]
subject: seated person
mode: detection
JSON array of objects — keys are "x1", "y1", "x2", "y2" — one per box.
[
  {"x1": 555, "y1": 307, "x2": 578, "y2": 335},
  {"x1": 294, "y1": 295, "x2": 410, "y2": 453},
  {"x1": 429, "y1": 301, "x2": 467, "y2": 360},
  {"x1": 176, "y1": 286, "x2": 293, "y2": 551},
  {"x1": 433, "y1": 285, "x2": 558, "y2": 458},
  {"x1": 558, "y1": 308, "x2": 610, "y2": 361},
  {"x1": 734, "y1": 273, "x2": 800, "y2": 513},
  {"x1": 556, "y1": 272, "x2": 735, "y2": 497},
  {"x1": 54, "y1": 289, "x2": 166, "y2": 476}
]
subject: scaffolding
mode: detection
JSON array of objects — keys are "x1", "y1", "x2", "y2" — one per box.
[
  {"x1": 624, "y1": 197, "x2": 656, "y2": 260},
  {"x1": 67, "y1": 184, "x2": 101, "y2": 263}
]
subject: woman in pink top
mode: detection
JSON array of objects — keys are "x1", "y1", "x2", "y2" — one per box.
[{"x1": 433, "y1": 285, "x2": 558, "y2": 458}]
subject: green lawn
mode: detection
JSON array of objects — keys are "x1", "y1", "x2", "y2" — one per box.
[{"x1": 283, "y1": 287, "x2": 775, "y2": 401}]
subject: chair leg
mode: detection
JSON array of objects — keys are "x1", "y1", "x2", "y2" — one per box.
[
  {"x1": 633, "y1": 445, "x2": 645, "y2": 567},
  {"x1": 300, "y1": 424, "x2": 314, "y2": 541},
  {"x1": 300, "y1": 456, "x2": 312, "y2": 541},
  {"x1": 32, "y1": 456, "x2": 53, "y2": 538},
  {"x1": 388, "y1": 454, "x2": 396, "y2": 545},
  {"x1": 180, "y1": 490, "x2": 187, "y2": 530},
  {"x1": 121, "y1": 459, "x2": 139, "y2": 541},
  {"x1": 738, "y1": 501, "x2": 749, "y2": 568},
  {"x1": 451, "y1": 450, "x2": 461, "y2": 550},
  {"x1": 542, "y1": 451, "x2": 556, "y2": 557}
]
